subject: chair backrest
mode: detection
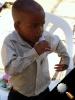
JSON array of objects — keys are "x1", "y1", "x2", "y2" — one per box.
[
  {"x1": 44, "y1": 12, "x2": 73, "y2": 70},
  {"x1": 45, "y1": 13, "x2": 74, "y2": 91}
]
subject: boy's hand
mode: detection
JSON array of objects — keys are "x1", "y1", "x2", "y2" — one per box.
[
  {"x1": 34, "y1": 40, "x2": 51, "y2": 55},
  {"x1": 54, "y1": 64, "x2": 68, "y2": 71}
]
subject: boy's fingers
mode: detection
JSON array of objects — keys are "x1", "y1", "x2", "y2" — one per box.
[
  {"x1": 54, "y1": 67, "x2": 62, "y2": 71},
  {"x1": 55, "y1": 64, "x2": 63, "y2": 66},
  {"x1": 54, "y1": 64, "x2": 68, "y2": 71}
]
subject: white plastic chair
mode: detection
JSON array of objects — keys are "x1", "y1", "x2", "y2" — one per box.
[{"x1": 44, "y1": 12, "x2": 74, "y2": 91}]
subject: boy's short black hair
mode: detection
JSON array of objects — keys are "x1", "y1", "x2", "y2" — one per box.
[
  {"x1": 12, "y1": 0, "x2": 44, "y2": 22},
  {"x1": 13, "y1": 0, "x2": 43, "y2": 11}
]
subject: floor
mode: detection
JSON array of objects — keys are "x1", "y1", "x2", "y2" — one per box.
[{"x1": 0, "y1": 89, "x2": 9, "y2": 100}]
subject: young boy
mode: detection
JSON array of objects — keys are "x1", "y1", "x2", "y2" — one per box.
[{"x1": 1, "y1": 0, "x2": 70, "y2": 100}]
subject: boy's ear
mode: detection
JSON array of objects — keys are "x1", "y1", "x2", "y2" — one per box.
[{"x1": 14, "y1": 22, "x2": 20, "y2": 32}]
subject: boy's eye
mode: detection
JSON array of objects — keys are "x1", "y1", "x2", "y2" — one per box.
[
  {"x1": 33, "y1": 24, "x2": 38, "y2": 28},
  {"x1": 32, "y1": 23, "x2": 44, "y2": 28}
]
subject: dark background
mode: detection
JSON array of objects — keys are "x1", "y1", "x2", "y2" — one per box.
[{"x1": 50, "y1": 68, "x2": 75, "y2": 100}]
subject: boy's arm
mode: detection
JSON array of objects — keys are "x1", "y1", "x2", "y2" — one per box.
[
  {"x1": 1, "y1": 41, "x2": 39, "y2": 75},
  {"x1": 54, "y1": 39, "x2": 70, "y2": 71},
  {"x1": 45, "y1": 33, "x2": 70, "y2": 70}
]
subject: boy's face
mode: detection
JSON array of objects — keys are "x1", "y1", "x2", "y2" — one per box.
[{"x1": 15, "y1": 10, "x2": 45, "y2": 46}]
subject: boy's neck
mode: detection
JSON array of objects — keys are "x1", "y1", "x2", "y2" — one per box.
[
  {"x1": 26, "y1": 41, "x2": 35, "y2": 47},
  {"x1": 18, "y1": 33, "x2": 35, "y2": 47},
  {"x1": 23, "y1": 38, "x2": 35, "y2": 47}
]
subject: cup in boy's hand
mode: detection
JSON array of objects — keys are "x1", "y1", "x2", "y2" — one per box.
[{"x1": 34, "y1": 40, "x2": 51, "y2": 55}]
